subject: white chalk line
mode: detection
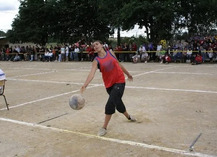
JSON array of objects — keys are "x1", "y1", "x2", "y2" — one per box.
[
  {"x1": 5, "y1": 65, "x2": 175, "y2": 79},
  {"x1": 1, "y1": 64, "x2": 217, "y2": 156},
  {"x1": 133, "y1": 66, "x2": 176, "y2": 78},
  {"x1": 7, "y1": 66, "x2": 173, "y2": 83},
  {"x1": 12, "y1": 71, "x2": 55, "y2": 78},
  {"x1": 7, "y1": 78, "x2": 85, "y2": 85},
  {"x1": 126, "y1": 86, "x2": 217, "y2": 94},
  {"x1": 0, "y1": 117, "x2": 215, "y2": 157},
  {"x1": 5, "y1": 67, "x2": 90, "y2": 72},
  {"x1": 8, "y1": 78, "x2": 217, "y2": 94},
  {"x1": 153, "y1": 71, "x2": 216, "y2": 76},
  {"x1": 2, "y1": 65, "x2": 216, "y2": 111},
  {"x1": 0, "y1": 85, "x2": 101, "y2": 111},
  {"x1": 5, "y1": 67, "x2": 90, "y2": 78},
  {"x1": 2, "y1": 80, "x2": 217, "y2": 111}
]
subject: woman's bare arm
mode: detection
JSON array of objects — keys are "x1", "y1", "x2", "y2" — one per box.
[{"x1": 80, "y1": 60, "x2": 98, "y2": 93}]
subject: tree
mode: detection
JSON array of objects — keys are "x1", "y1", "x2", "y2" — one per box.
[
  {"x1": 55, "y1": 0, "x2": 111, "y2": 43},
  {"x1": 119, "y1": 0, "x2": 175, "y2": 44},
  {"x1": 174, "y1": 0, "x2": 217, "y2": 36},
  {"x1": 98, "y1": 0, "x2": 131, "y2": 45},
  {"x1": 8, "y1": 0, "x2": 217, "y2": 46},
  {"x1": 7, "y1": 0, "x2": 57, "y2": 45},
  {"x1": 118, "y1": 0, "x2": 217, "y2": 43},
  {"x1": 8, "y1": 0, "x2": 111, "y2": 45},
  {"x1": 0, "y1": 31, "x2": 6, "y2": 36}
]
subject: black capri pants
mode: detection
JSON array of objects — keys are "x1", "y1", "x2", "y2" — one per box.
[{"x1": 105, "y1": 83, "x2": 126, "y2": 114}]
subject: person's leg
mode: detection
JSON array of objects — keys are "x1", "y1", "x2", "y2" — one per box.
[
  {"x1": 98, "y1": 86, "x2": 115, "y2": 136},
  {"x1": 104, "y1": 86, "x2": 115, "y2": 126},
  {"x1": 112, "y1": 83, "x2": 137, "y2": 122},
  {"x1": 123, "y1": 111, "x2": 130, "y2": 119},
  {"x1": 103, "y1": 114, "x2": 112, "y2": 129},
  {"x1": 98, "y1": 114, "x2": 112, "y2": 136},
  {"x1": 123, "y1": 111, "x2": 136, "y2": 121}
]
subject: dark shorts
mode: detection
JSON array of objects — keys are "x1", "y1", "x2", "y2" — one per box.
[{"x1": 105, "y1": 83, "x2": 126, "y2": 114}]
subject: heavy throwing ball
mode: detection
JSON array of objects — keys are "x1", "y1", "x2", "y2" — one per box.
[{"x1": 69, "y1": 94, "x2": 85, "y2": 110}]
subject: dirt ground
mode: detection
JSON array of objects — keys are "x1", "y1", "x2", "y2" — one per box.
[{"x1": 0, "y1": 61, "x2": 217, "y2": 157}]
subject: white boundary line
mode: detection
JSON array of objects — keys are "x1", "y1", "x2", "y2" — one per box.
[
  {"x1": 0, "y1": 85, "x2": 102, "y2": 111},
  {"x1": 7, "y1": 78, "x2": 85, "y2": 85},
  {"x1": 126, "y1": 86, "x2": 217, "y2": 94},
  {"x1": 2, "y1": 79, "x2": 216, "y2": 111},
  {"x1": 0, "y1": 117, "x2": 215, "y2": 157},
  {"x1": 7, "y1": 77, "x2": 217, "y2": 94},
  {"x1": 2, "y1": 65, "x2": 216, "y2": 111},
  {"x1": 4, "y1": 67, "x2": 90, "y2": 72},
  {"x1": 1, "y1": 64, "x2": 217, "y2": 156},
  {"x1": 12, "y1": 71, "x2": 55, "y2": 78},
  {"x1": 153, "y1": 71, "x2": 215, "y2": 76},
  {"x1": 132, "y1": 66, "x2": 176, "y2": 78}
]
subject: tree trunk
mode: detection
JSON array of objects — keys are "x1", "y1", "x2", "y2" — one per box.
[{"x1": 117, "y1": 27, "x2": 121, "y2": 46}]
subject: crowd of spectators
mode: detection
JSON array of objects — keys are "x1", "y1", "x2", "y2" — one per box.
[
  {"x1": 131, "y1": 35, "x2": 217, "y2": 64},
  {"x1": 0, "y1": 35, "x2": 217, "y2": 64},
  {"x1": 0, "y1": 43, "x2": 95, "y2": 62}
]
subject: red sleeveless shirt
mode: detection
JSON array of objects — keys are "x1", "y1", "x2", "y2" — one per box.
[{"x1": 95, "y1": 50, "x2": 125, "y2": 88}]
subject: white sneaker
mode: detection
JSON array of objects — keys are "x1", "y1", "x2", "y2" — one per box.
[
  {"x1": 98, "y1": 128, "x2": 107, "y2": 136},
  {"x1": 128, "y1": 115, "x2": 137, "y2": 122}
]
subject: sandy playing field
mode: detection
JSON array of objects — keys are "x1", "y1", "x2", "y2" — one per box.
[{"x1": 0, "y1": 61, "x2": 217, "y2": 157}]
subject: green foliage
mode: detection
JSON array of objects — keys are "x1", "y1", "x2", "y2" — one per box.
[
  {"x1": 7, "y1": 0, "x2": 56, "y2": 45},
  {"x1": 54, "y1": 0, "x2": 110, "y2": 43},
  {"x1": 8, "y1": 0, "x2": 110, "y2": 45},
  {"x1": 7, "y1": 0, "x2": 217, "y2": 46},
  {"x1": 0, "y1": 31, "x2": 6, "y2": 36},
  {"x1": 173, "y1": 0, "x2": 217, "y2": 36},
  {"x1": 119, "y1": 0, "x2": 176, "y2": 43}
]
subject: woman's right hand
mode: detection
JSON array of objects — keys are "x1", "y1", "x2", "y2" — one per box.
[{"x1": 80, "y1": 86, "x2": 86, "y2": 94}]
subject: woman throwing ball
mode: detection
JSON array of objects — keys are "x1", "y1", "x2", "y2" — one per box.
[{"x1": 81, "y1": 40, "x2": 136, "y2": 136}]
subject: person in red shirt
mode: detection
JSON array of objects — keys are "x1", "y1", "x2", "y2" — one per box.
[
  {"x1": 192, "y1": 54, "x2": 203, "y2": 65},
  {"x1": 81, "y1": 40, "x2": 136, "y2": 136},
  {"x1": 131, "y1": 42, "x2": 137, "y2": 51},
  {"x1": 86, "y1": 45, "x2": 95, "y2": 61},
  {"x1": 5, "y1": 48, "x2": 10, "y2": 61}
]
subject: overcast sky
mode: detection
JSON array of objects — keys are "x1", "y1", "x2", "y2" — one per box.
[
  {"x1": 0, "y1": 0, "x2": 146, "y2": 37},
  {"x1": 113, "y1": 25, "x2": 146, "y2": 38},
  {"x1": 0, "y1": 0, "x2": 20, "y2": 32}
]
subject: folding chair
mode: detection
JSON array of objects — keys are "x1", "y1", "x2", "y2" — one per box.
[{"x1": 0, "y1": 80, "x2": 9, "y2": 110}]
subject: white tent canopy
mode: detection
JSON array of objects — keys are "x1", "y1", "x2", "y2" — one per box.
[{"x1": 0, "y1": 69, "x2": 6, "y2": 80}]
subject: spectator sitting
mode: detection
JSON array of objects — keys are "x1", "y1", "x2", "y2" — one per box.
[
  {"x1": 192, "y1": 54, "x2": 202, "y2": 65},
  {"x1": 132, "y1": 52, "x2": 140, "y2": 63},
  {"x1": 139, "y1": 45, "x2": 149, "y2": 63},
  {"x1": 207, "y1": 48, "x2": 213, "y2": 62},
  {"x1": 164, "y1": 54, "x2": 171, "y2": 64},
  {"x1": 173, "y1": 48, "x2": 183, "y2": 62},
  {"x1": 44, "y1": 49, "x2": 53, "y2": 62},
  {"x1": 13, "y1": 53, "x2": 21, "y2": 62},
  {"x1": 186, "y1": 48, "x2": 192, "y2": 63},
  {"x1": 159, "y1": 50, "x2": 166, "y2": 63}
]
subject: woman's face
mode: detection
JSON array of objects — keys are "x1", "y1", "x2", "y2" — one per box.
[{"x1": 93, "y1": 41, "x2": 103, "y2": 52}]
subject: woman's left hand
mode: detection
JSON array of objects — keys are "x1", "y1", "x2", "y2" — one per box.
[{"x1": 127, "y1": 75, "x2": 133, "y2": 81}]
